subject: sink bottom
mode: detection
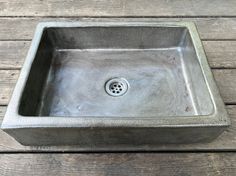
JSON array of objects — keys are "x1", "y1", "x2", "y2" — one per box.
[{"x1": 39, "y1": 48, "x2": 196, "y2": 117}]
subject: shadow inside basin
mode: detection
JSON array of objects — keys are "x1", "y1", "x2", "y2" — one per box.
[{"x1": 19, "y1": 26, "x2": 214, "y2": 117}]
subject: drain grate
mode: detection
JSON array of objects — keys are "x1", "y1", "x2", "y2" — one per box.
[{"x1": 105, "y1": 78, "x2": 129, "y2": 97}]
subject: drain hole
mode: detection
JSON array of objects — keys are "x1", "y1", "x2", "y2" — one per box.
[{"x1": 105, "y1": 78, "x2": 129, "y2": 97}]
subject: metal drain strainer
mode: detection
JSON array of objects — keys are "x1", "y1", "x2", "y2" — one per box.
[{"x1": 105, "y1": 78, "x2": 129, "y2": 97}]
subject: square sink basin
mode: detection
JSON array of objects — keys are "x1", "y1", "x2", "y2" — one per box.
[{"x1": 1, "y1": 22, "x2": 230, "y2": 148}]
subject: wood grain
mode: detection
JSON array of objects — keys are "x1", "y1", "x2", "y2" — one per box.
[
  {"x1": 0, "y1": 106, "x2": 5, "y2": 118},
  {"x1": 204, "y1": 41, "x2": 236, "y2": 68},
  {"x1": 1, "y1": 18, "x2": 236, "y2": 40},
  {"x1": 0, "y1": 153, "x2": 235, "y2": 175},
  {"x1": 213, "y1": 70, "x2": 236, "y2": 104},
  {"x1": 0, "y1": 70, "x2": 19, "y2": 105},
  {"x1": 0, "y1": 0, "x2": 236, "y2": 17},
  {"x1": 0, "y1": 41, "x2": 29, "y2": 69}
]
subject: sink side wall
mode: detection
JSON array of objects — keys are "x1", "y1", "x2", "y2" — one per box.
[
  {"x1": 47, "y1": 27, "x2": 186, "y2": 49},
  {"x1": 19, "y1": 30, "x2": 54, "y2": 116},
  {"x1": 180, "y1": 31, "x2": 214, "y2": 115}
]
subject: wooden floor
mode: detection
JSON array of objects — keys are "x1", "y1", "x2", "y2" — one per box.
[{"x1": 0, "y1": 0, "x2": 236, "y2": 175}]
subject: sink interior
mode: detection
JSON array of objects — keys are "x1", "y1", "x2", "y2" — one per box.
[{"x1": 19, "y1": 26, "x2": 214, "y2": 117}]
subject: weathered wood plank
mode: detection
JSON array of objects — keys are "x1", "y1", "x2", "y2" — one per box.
[
  {"x1": 204, "y1": 41, "x2": 236, "y2": 68},
  {"x1": 1, "y1": 41, "x2": 235, "y2": 69},
  {"x1": 1, "y1": 18, "x2": 236, "y2": 40},
  {"x1": 0, "y1": 105, "x2": 235, "y2": 151},
  {"x1": 0, "y1": 70, "x2": 19, "y2": 105},
  {"x1": 0, "y1": 41, "x2": 29, "y2": 69},
  {"x1": 1, "y1": 69, "x2": 236, "y2": 105},
  {"x1": 0, "y1": 106, "x2": 5, "y2": 118},
  {"x1": 0, "y1": 153, "x2": 235, "y2": 175},
  {"x1": 0, "y1": 0, "x2": 236, "y2": 17},
  {"x1": 213, "y1": 70, "x2": 236, "y2": 104}
]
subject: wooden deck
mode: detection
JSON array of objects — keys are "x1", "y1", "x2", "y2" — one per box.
[{"x1": 0, "y1": 1, "x2": 236, "y2": 175}]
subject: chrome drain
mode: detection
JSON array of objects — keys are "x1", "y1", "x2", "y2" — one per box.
[{"x1": 105, "y1": 78, "x2": 129, "y2": 97}]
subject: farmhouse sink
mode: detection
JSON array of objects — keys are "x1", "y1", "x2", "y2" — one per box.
[{"x1": 1, "y1": 22, "x2": 230, "y2": 148}]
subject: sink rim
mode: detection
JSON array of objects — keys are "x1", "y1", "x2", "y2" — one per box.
[{"x1": 1, "y1": 21, "x2": 230, "y2": 129}]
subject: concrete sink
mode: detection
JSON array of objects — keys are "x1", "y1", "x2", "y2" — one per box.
[{"x1": 1, "y1": 22, "x2": 230, "y2": 148}]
